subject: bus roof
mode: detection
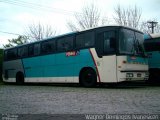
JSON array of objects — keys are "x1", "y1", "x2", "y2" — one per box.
[
  {"x1": 144, "y1": 33, "x2": 160, "y2": 40},
  {"x1": 4, "y1": 25, "x2": 143, "y2": 50},
  {"x1": 78, "y1": 25, "x2": 143, "y2": 33},
  {"x1": 4, "y1": 31, "x2": 77, "y2": 50},
  {"x1": 149, "y1": 33, "x2": 160, "y2": 38}
]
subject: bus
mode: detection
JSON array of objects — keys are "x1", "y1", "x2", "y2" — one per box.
[
  {"x1": 144, "y1": 33, "x2": 160, "y2": 82},
  {"x1": 2, "y1": 26, "x2": 148, "y2": 87}
]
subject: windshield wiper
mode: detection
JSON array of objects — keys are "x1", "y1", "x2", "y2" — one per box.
[{"x1": 135, "y1": 39, "x2": 147, "y2": 57}]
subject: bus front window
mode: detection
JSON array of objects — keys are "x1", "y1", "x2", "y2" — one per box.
[
  {"x1": 135, "y1": 32, "x2": 145, "y2": 55},
  {"x1": 119, "y1": 28, "x2": 144, "y2": 56}
]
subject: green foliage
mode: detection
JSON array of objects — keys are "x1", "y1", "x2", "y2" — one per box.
[{"x1": 3, "y1": 35, "x2": 28, "y2": 48}]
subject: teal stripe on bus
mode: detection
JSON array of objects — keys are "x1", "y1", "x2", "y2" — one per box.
[
  {"x1": 148, "y1": 51, "x2": 160, "y2": 68},
  {"x1": 127, "y1": 56, "x2": 148, "y2": 64},
  {"x1": 22, "y1": 49, "x2": 95, "y2": 78}
]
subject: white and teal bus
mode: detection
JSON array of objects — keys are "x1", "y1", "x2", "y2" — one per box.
[
  {"x1": 3, "y1": 26, "x2": 148, "y2": 87},
  {"x1": 144, "y1": 33, "x2": 160, "y2": 82}
]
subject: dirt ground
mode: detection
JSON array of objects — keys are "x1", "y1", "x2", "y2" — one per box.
[{"x1": 0, "y1": 82, "x2": 160, "y2": 119}]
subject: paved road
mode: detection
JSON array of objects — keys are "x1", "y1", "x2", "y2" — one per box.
[{"x1": 0, "y1": 82, "x2": 160, "y2": 119}]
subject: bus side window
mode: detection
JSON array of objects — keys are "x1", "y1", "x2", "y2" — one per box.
[
  {"x1": 76, "y1": 31, "x2": 94, "y2": 49},
  {"x1": 18, "y1": 46, "x2": 28, "y2": 58},
  {"x1": 76, "y1": 33, "x2": 84, "y2": 49},
  {"x1": 57, "y1": 36, "x2": 73, "y2": 52},
  {"x1": 24, "y1": 44, "x2": 39, "y2": 57},
  {"x1": 41, "y1": 40, "x2": 56, "y2": 54},
  {"x1": 84, "y1": 31, "x2": 95, "y2": 47},
  {"x1": 28, "y1": 45, "x2": 34, "y2": 56},
  {"x1": 34, "y1": 43, "x2": 40, "y2": 55},
  {"x1": 64, "y1": 36, "x2": 73, "y2": 51},
  {"x1": 7, "y1": 49, "x2": 17, "y2": 60},
  {"x1": 57, "y1": 38, "x2": 67, "y2": 52}
]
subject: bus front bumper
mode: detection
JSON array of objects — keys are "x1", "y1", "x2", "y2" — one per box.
[{"x1": 119, "y1": 71, "x2": 149, "y2": 81}]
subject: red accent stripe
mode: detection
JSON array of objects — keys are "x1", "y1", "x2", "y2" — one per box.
[{"x1": 89, "y1": 49, "x2": 101, "y2": 83}]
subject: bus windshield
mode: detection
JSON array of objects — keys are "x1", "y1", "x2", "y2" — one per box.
[{"x1": 119, "y1": 28, "x2": 145, "y2": 56}]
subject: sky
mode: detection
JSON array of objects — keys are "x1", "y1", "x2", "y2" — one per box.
[{"x1": 0, "y1": 0, "x2": 160, "y2": 48}]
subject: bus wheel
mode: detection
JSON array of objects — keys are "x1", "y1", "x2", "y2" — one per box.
[
  {"x1": 80, "y1": 68, "x2": 97, "y2": 87},
  {"x1": 16, "y1": 72, "x2": 24, "y2": 85}
]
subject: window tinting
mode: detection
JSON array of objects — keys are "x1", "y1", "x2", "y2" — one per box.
[
  {"x1": 97, "y1": 31, "x2": 116, "y2": 55},
  {"x1": 18, "y1": 46, "x2": 28, "y2": 57},
  {"x1": 34, "y1": 43, "x2": 40, "y2": 55},
  {"x1": 135, "y1": 32, "x2": 143, "y2": 44},
  {"x1": 28, "y1": 43, "x2": 40, "y2": 56},
  {"x1": 5, "y1": 49, "x2": 17, "y2": 60},
  {"x1": 76, "y1": 31, "x2": 94, "y2": 49},
  {"x1": 103, "y1": 31, "x2": 116, "y2": 53},
  {"x1": 85, "y1": 31, "x2": 94, "y2": 47},
  {"x1": 134, "y1": 32, "x2": 144, "y2": 54},
  {"x1": 57, "y1": 36, "x2": 73, "y2": 52},
  {"x1": 28, "y1": 45, "x2": 34, "y2": 56},
  {"x1": 41, "y1": 40, "x2": 56, "y2": 54},
  {"x1": 76, "y1": 34, "x2": 84, "y2": 48},
  {"x1": 119, "y1": 29, "x2": 135, "y2": 54}
]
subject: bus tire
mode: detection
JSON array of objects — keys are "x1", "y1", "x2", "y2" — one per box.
[
  {"x1": 16, "y1": 72, "x2": 24, "y2": 85},
  {"x1": 80, "y1": 68, "x2": 97, "y2": 87}
]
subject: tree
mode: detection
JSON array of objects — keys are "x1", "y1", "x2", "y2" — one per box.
[
  {"x1": 3, "y1": 35, "x2": 28, "y2": 48},
  {"x1": 3, "y1": 22, "x2": 57, "y2": 48},
  {"x1": 67, "y1": 3, "x2": 108, "y2": 31},
  {"x1": 113, "y1": 4, "x2": 142, "y2": 29},
  {"x1": 26, "y1": 22, "x2": 57, "y2": 41},
  {"x1": 113, "y1": 4, "x2": 160, "y2": 33},
  {"x1": 140, "y1": 20, "x2": 160, "y2": 34}
]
